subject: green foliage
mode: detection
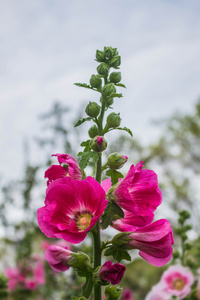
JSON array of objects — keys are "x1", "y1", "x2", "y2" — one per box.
[
  {"x1": 78, "y1": 151, "x2": 99, "y2": 170},
  {"x1": 104, "y1": 245, "x2": 131, "y2": 262},
  {"x1": 106, "y1": 169, "x2": 124, "y2": 185},
  {"x1": 101, "y1": 201, "x2": 124, "y2": 229},
  {"x1": 74, "y1": 117, "x2": 92, "y2": 127},
  {"x1": 82, "y1": 273, "x2": 93, "y2": 298}
]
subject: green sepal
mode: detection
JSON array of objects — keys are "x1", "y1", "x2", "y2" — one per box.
[
  {"x1": 82, "y1": 272, "x2": 93, "y2": 299},
  {"x1": 104, "y1": 245, "x2": 131, "y2": 262},
  {"x1": 115, "y1": 83, "x2": 126, "y2": 88},
  {"x1": 105, "y1": 284, "x2": 123, "y2": 300},
  {"x1": 109, "y1": 93, "x2": 123, "y2": 99},
  {"x1": 106, "y1": 169, "x2": 124, "y2": 185},
  {"x1": 72, "y1": 296, "x2": 87, "y2": 300},
  {"x1": 101, "y1": 201, "x2": 124, "y2": 229},
  {"x1": 115, "y1": 127, "x2": 133, "y2": 137},
  {"x1": 78, "y1": 151, "x2": 99, "y2": 170},
  {"x1": 74, "y1": 117, "x2": 92, "y2": 127}
]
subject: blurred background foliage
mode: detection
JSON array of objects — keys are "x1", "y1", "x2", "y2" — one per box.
[{"x1": 0, "y1": 98, "x2": 200, "y2": 299}]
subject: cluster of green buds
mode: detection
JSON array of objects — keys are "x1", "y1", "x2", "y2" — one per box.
[
  {"x1": 75, "y1": 46, "x2": 132, "y2": 172},
  {"x1": 173, "y1": 210, "x2": 193, "y2": 266}
]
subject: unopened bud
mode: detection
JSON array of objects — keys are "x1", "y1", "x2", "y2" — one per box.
[
  {"x1": 102, "y1": 83, "x2": 116, "y2": 97},
  {"x1": 107, "y1": 112, "x2": 121, "y2": 128},
  {"x1": 91, "y1": 136, "x2": 107, "y2": 152},
  {"x1": 185, "y1": 243, "x2": 192, "y2": 250},
  {"x1": 172, "y1": 249, "x2": 180, "y2": 259},
  {"x1": 85, "y1": 102, "x2": 100, "y2": 118},
  {"x1": 184, "y1": 224, "x2": 192, "y2": 231},
  {"x1": 96, "y1": 50, "x2": 105, "y2": 62},
  {"x1": 107, "y1": 153, "x2": 128, "y2": 170},
  {"x1": 90, "y1": 74, "x2": 102, "y2": 88},
  {"x1": 97, "y1": 63, "x2": 109, "y2": 77},
  {"x1": 110, "y1": 56, "x2": 121, "y2": 68},
  {"x1": 88, "y1": 125, "x2": 99, "y2": 138},
  {"x1": 105, "y1": 284, "x2": 122, "y2": 300},
  {"x1": 104, "y1": 47, "x2": 113, "y2": 59},
  {"x1": 109, "y1": 72, "x2": 121, "y2": 83},
  {"x1": 68, "y1": 252, "x2": 90, "y2": 271}
]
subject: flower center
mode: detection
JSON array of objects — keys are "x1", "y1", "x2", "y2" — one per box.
[
  {"x1": 172, "y1": 278, "x2": 185, "y2": 290},
  {"x1": 76, "y1": 213, "x2": 92, "y2": 231}
]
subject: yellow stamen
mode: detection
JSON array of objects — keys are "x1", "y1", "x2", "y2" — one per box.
[
  {"x1": 173, "y1": 279, "x2": 185, "y2": 290},
  {"x1": 76, "y1": 213, "x2": 92, "y2": 231}
]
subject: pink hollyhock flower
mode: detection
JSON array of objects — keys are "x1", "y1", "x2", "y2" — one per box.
[
  {"x1": 160, "y1": 265, "x2": 194, "y2": 299},
  {"x1": 99, "y1": 261, "x2": 126, "y2": 285},
  {"x1": 5, "y1": 268, "x2": 20, "y2": 291},
  {"x1": 34, "y1": 261, "x2": 45, "y2": 285},
  {"x1": 45, "y1": 245, "x2": 72, "y2": 272},
  {"x1": 45, "y1": 153, "x2": 82, "y2": 185},
  {"x1": 121, "y1": 288, "x2": 134, "y2": 300},
  {"x1": 145, "y1": 283, "x2": 170, "y2": 300},
  {"x1": 102, "y1": 161, "x2": 162, "y2": 214},
  {"x1": 37, "y1": 176, "x2": 108, "y2": 244},
  {"x1": 128, "y1": 219, "x2": 174, "y2": 267},
  {"x1": 25, "y1": 279, "x2": 38, "y2": 290}
]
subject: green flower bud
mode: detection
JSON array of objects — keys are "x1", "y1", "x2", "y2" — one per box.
[
  {"x1": 90, "y1": 74, "x2": 102, "y2": 88},
  {"x1": 185, "y1": 242, "x2": 192, "y2": 250},
  {"x1": 181, "y1": 232, "x2": 188, "y2": 241},
  {"x1": 97, "y1": 63, "x2": 109, "y2": 77},
  {"x1": 109, "y1": 72, "x2": 121, "y2": 83},
  {"x1": 68, "y1": 251, "x2": 90, "y2": 271},
  {"x1": 105, "y1": 284, "x2": 122, "y2": 300},
  {"x1": 110, "y1": 56, "x2": 121, "y2": 68},
  {"x1": 106, "y1": 98, "x2": 114, "y2": 107},
  {"x1": 179, "y1": 210, "x2": 191, "y2": 219},
  {"x1": 96, "y1": 50, "x2": 105, "y2": 62},
  {"x1": 88, "y1": 124, "x2": 99, "y2": 138},
  {"x1": 107, "y1": 152, "x2": 128, "y2": 170},
  {"x1": 104, "y1": 47, "x2": 114, "y2": 59},
  {"x1": 184, "y1": 224, "x2": 192, "y2": 231},
  {"x1": 107, "y1": 112, "x2": 121, "y2": 128},
  {"x1": 85, "y1": 102, "x2": 100, "y2": 118},
  {"x1": 172, "y1": 249, "x2": 180, "y2": 259},
  {"x1": 102, "y1": 83, "x2": 116, "y2": 97},
  {"x1": 91, "y1": 136, "x2": 107, "y2": 152}
]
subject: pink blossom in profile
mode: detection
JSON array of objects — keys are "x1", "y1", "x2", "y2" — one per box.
[
  {"x1": 145, "y1": 283, "x2": 170, "y2": 300},
  {"x1": 101, "y1": 162, "x2": 162, "y2": 228},
  {"x1": 45, "y1": 245, "x2": 72, "y2": 272},
  {"x1": 109, "y1": 162, "x2": 162, "y2": 213},
  {"x1": 128, "y1": 219, "x2": 174, "y2": 267},
  {"x1": 160, "y1": 265, "x2": 194, "y2": 299},
  {"x1": 121, "y1": 288, "x2": 134, "y2": 300},
  {"x1": 99, "y1": 261, "x2": 126, "y2": 285},
  {"x1": 37, "y1": 176, "x2": 108, "y2": 244},
  {"x1": 45, "y1": 153, "x2": 82, "y2": 185},
  {"x1": 5, "y1": 268, "x2": 20, "y2": 291}
]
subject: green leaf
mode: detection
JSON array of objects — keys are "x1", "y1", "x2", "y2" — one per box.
[
  {"x1": 104, "y1": 245, "x2": 131, "y2": 262},
  {"x1": 82, "y1": 273, "x2": 93, "y2": 299},
  {"x1": 115, "y1": 83, "x2": 126, "y2": 88},
  {"x1": 74, "y1": 82, "x2": 94, "y2": 90},
  {"x1": 74, "y1": 117, "x2": 92, "y2": 128},
  {"x1": 106, "y1": 169, "x2": 124, "y2": 185},
  {"x1": 116, "y1": 127, "x2": 133, "y2": 137},
  {"x1": 78, "y1": 151, "x2": 99, "y2": 170},
  {"x1": 101, "y1": 201, "x2": 124, "y2": 229},
  {"x1": 80, "y1": 140, "x2": 91, "y2": 152}
]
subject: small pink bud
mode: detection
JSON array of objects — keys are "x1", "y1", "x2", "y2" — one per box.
[
  {"x1": 99, "y1": 261, "x2": 126, "y2": 285},
  {"x1": 97, "y1": 136, "x2": 103, "y2": 146}
]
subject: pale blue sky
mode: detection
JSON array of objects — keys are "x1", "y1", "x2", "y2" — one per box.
[{"x1": 1, "y1": 0, "x2": 200, "y2": 181}]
